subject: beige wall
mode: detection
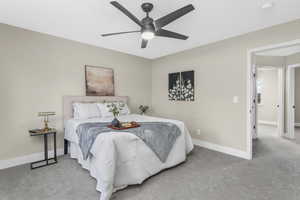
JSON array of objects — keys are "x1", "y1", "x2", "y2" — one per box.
[
  {"x1": 296, "y1": 68, "x2": 300, "y2": 124},
  {"x1": 256, "y1": 69, "x2": 278, "y2": 123},
  {"x1": 287, "y1": 52, "x2": 300, "y2": 65},
  {"x1": 152, "y1": 19, "x2": 300, "y2": 152},
  {"x1": 1, "y1": 19, "x2": 300, "y2": 161},
  {"x1": 0, "y1": 23, "x2": 152, "y2": 160}
]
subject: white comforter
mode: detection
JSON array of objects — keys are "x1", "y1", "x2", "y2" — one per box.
[{"x1": 64, "y1": 114, "x2": 194, "y2": 200}]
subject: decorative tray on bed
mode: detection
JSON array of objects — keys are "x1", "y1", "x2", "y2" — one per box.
[{"x1": 108, "y1": 122, "x2": 140, "y2": 130}]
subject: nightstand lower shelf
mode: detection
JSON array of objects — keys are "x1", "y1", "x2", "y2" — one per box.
[{"x1": 31, "y1": 158, "x2": 57, "y2": 169}]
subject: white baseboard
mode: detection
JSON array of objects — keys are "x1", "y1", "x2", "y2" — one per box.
[
  {"x1": 295, "y1": 123, "x2": 300, "y2": 127},
  {"x1": 258, "y1": 120, "x2": 277, "y2": 126},
  {"x1": 193, "y1": 139, "x2": 251, "y2": 160},
  {"x1": 0, "y1": 148, "x2": 64, "y2": 170}
]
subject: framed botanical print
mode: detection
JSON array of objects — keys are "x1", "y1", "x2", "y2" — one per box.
[
  {"x1": 168, "y1": 70, "x2": 194, "y2": 101},
  {"x1": 181, "y1": 70, "x2": 194, "y2": 101},
  {"x1": 168, "y1": 72, "x2": 181, "y2": 101}
]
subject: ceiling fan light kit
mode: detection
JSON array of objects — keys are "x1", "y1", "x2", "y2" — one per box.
[
  {"x1": 102, "y1": 1, "x2": 195, "y2": 48},
  {"x1": 141, "y1": 31, "x2": 155, "y2": 40}
]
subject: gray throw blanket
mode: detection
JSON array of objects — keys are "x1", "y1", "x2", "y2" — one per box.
[{"x1": 76, "y1": 122, "x2": 181, "y2": 163}]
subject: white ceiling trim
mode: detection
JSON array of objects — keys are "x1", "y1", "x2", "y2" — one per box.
[{"x1": 256, "y1": 45, "x2": 300, "y2": 56}]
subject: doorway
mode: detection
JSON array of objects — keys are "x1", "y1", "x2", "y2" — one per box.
[
  {"x1": 256, "y1": 67, "x2": 281, "y2": 138},
  {"x1": 247, "y1": 40, "x2": 300, "y2": 159}
]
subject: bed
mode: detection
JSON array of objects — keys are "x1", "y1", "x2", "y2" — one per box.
[{"x1": 63, "y1": 96, "x2": 194, "y2": 200}]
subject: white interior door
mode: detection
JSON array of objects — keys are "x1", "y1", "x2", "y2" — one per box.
[
  {"x1": 251, "y1": 64, "x2": 258, "y2": 139},
  {"x1": 277, "y1": 68, "x2": 285, "y2": 137},
  {"x1": 286, "y1": 67, "x2": 295, "y2": 139}
]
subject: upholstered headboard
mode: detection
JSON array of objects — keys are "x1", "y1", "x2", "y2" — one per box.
[{"x1": 63, "y1": 96, "x2": 129, "y2": 122}]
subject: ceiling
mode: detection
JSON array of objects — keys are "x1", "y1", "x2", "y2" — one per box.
[
  {"x1": 256, "y1": 45, "x2": 300, "y2": 56},
  {"x1": 0, "y1": 0, "x2": 300, "y2": 59}
]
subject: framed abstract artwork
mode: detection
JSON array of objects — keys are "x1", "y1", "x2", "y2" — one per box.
[
  {"x1": 85, "y1": 65, "x2": 115, "y2": 96},
  {"x1": 181, "y1": 70, "x2": 194, "y2": 101},
  {"x1": 168, "y1": 72, "x2": 181, "y2": 101},
  {"x1": 168, "y1": 70, "x2": 194, "y2": 101}
]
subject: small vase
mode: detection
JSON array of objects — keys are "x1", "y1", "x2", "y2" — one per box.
[{"x1": 111, "y1": 117, "x2": 121, "y2": 128}]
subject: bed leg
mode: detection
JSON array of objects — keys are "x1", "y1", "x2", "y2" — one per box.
[{"x1": 64, "y1": 139, "x2": 68, "y2": 155}]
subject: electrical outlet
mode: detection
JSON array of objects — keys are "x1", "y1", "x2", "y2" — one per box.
[{"x1": 196, "y1": 129, "x2": 201, "y2": 136}]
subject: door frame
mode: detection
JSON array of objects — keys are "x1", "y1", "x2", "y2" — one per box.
[
  {"x1": 246, "y1": 39, "x2": 300, "y2": 160},
  {"x1": 286, "y1": 63, "x2": 300, "y2": 139},
  {"x1": 277, "y1": 67, "x2": 285, "y2": 137}
]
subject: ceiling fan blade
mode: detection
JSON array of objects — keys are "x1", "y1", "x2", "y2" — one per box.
[
  {"x1": 141, "y1": 39, "x2": 148, "y2": 48},
  {"x1": 156, "y1": 29, "x2": 188, "y2": 40},
  {"x1": 155, "y1": 4, "x2": 195, "y2": 29},
  {"x1": 110, "y1": 1, "x2": 143, "y2": 27},
  {"x1": 101, "y1": 30, "x2": 140, "y2": 37}
]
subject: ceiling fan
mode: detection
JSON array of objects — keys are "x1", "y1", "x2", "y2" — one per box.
[{"x1": 102, "y1": 1, "x2": 195, "y2": 48}]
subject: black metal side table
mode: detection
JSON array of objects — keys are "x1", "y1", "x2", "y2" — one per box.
[{"x1": 29, "y1": 129, "x2": 57, "y2": 169}]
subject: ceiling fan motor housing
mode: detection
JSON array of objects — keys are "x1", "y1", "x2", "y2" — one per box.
[
  {"x1": 141, "y1": 3, "x2": 155, "y2": 33},
  {"x1": 141, "y1": 17, "x2": 155, "y2": 33}
]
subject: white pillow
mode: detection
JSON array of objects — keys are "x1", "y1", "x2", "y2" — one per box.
[
  {"x1": 97, "y1": 102, "x2": 130, "y2": 118},
  {"x1": 120, "y1": 103, "x2": 131, "y2": 115},
  {"x1": 73, "y1": 103, "x2": 101, "y2": 120},
  {"x1": 97, "y1": 103, "x2": 113, "y2": 118}
]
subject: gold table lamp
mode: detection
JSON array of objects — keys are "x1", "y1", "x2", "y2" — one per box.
[{"x1": 38, "y1": 112, "x2": 56, "y2": 131}]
